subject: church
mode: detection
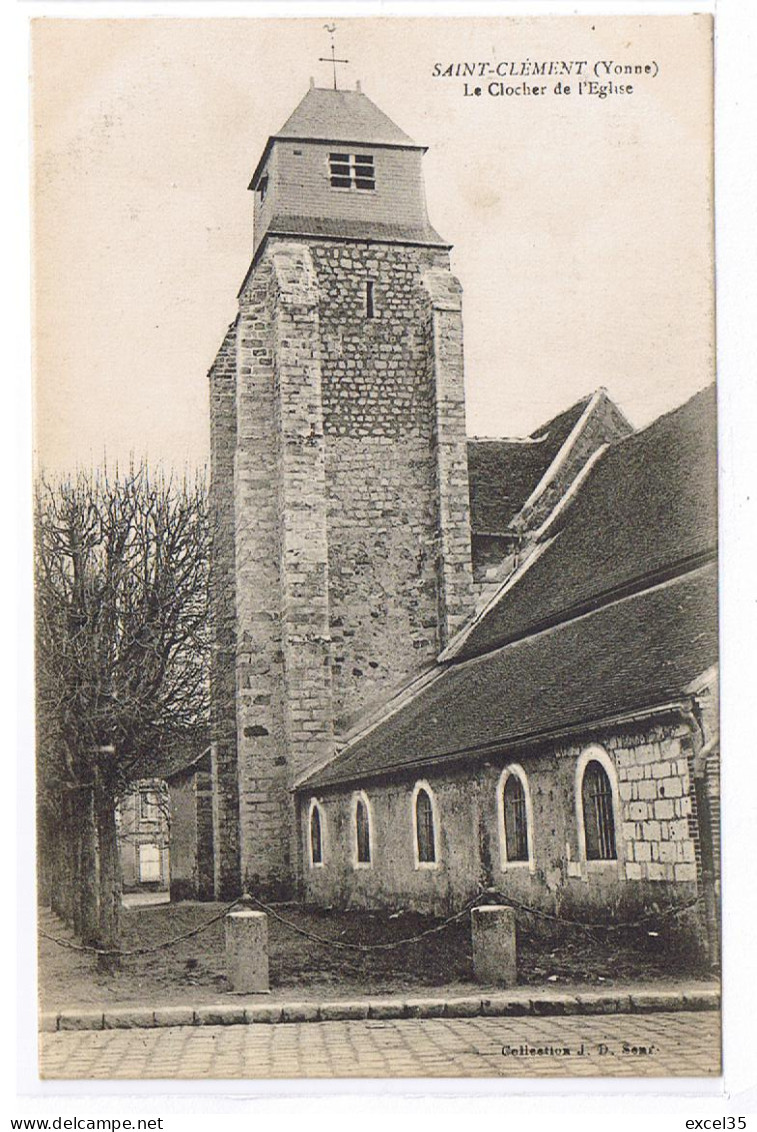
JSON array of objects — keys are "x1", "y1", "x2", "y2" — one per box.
[{"x1": 208, "y1": 80, "x2": 718, "y2": 948}]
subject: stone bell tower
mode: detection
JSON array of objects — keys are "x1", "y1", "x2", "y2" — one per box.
[{"x1": 209, "y1": 81, "x2": 474, "y2": 897}]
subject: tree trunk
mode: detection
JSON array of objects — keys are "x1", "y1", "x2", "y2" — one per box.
[
  {"x1": 56, "y1": 793, "x2": 75, "y2": 926},
  {"x1": 71, "y1": 790, "x2": 82, "y2": 939},
  {"x1": 75, "y1": 787, "x2": 99, "y2": 946},
  {"x1": 94, "y1": 770, "x2": 121, "y2": 972}
]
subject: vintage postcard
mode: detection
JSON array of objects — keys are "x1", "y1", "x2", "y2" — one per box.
[{"x1": 32, "y1": 14, "x2": 719, "y2": 1081}]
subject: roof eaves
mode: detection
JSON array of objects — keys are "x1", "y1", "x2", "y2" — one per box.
[
  {"x1": 683, "y1": 664, "x2": 719, "y2": 697},
  {"x1": 301, "y1": 697, "x2": 696, "y2": 793}
]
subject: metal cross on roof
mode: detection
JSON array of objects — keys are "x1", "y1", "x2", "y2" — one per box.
[{"x1": 319, "y1": 24, "x2": 349, "y2": 91}]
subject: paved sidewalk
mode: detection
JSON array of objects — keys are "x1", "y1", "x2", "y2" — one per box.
[
  {"x1": 40, "y1": 981, "x2": 719, "y2": 1033},
  {"x1": 39, "y1": 1011, "x2": 721, "y2": 1079}
]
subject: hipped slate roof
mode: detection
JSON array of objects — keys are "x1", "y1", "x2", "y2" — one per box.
[
  {"x1": 300, "y1": 384, "x2": 718, "y2": 793},
  {"x1": 467, "y1": 395, "x2": 591, "y2": 534},
  {"x1": 276, "y1": 87, "x2": 418, "y2": 147},
  {"x1": 456, "y1": 385, "x2": 717, "y2": 660},
  {"x1": 303, "y1": 564, "x2": 718, "y2": 791}
]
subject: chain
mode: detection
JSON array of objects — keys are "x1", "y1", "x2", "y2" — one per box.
[
  {"x1": 483, "y1": 888, "x2": 704, "y2": 931},
  {"x1": 39, "y1": 888, "x2": 705, "y2": 959},
  {"x1": 38, "y1": 898, "x2": 243, "y2": 957},
  {"x1": 244, "y1": 892, "x2": 481, "y2": 953}
]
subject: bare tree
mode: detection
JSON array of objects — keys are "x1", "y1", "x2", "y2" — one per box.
[{"x1": 35, "y1": 463, "x2": 210, "y2": 965}]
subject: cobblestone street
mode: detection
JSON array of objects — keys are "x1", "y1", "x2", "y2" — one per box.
[{"x1": 40, "y1": 1011, "x2": 721, "y2": 1080}]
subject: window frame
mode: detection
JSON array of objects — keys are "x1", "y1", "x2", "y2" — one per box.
[
  {"x1": 139, "y1": 787, "x2": 161, "y2": 824},
  {"x1": 411, "y1": 780, "x2": 440, "y2": 870},
  {"x1": 496, "y1": 764, "x2": 536, "y2": 872},
  {"x1": 352, "y1": 790, "x2": 373, "y2": 870},
  {"x1": 137, "y1": 842, "x2": 162, "y2": 883},
  {"x1": 307, "y1": 798, "x2": 326, "y2": 869},
  {"x1": 575, "y1": 746, "x2": 621, "y2": 868},
  {"x1": 328, "y1": 151, "x2": 376, "y2": 192}
]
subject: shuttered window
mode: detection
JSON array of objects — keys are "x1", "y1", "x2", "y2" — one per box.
[{"x1": 329, "y1": 153, "x2": 375, "y2": 190}]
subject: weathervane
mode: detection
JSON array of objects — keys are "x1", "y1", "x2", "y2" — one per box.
[{"x1": 319, "y1": 24, "x2": 349, "y2": 91}]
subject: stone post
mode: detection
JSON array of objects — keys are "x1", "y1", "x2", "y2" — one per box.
[
  {"x1": 471, "y1": 905, "x2": 517, "y2": 986},
  {"x1": 225, "y1": 907, "x2": 270, "y2": 993}
]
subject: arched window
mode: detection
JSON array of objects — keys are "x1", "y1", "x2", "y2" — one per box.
[
  {"x1": 354, "y1": 792, "x2": 372, "y2": 867},
  {"x1": 503, "y1": 775, "x2": 528, "y2": 861},
  {"x1": 308, "y1": 800, "x2": 324, "y2": 867},
  {"x1": 496, "y1": 765, "x2": 534, "y2": 870},
  {"x1": 412, "y1": 782, "x2": 439, "y2": 867},
  {"x1": 581, "y1": 760, "x2": 617, "y2": 861}
]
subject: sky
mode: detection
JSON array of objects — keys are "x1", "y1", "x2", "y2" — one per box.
[{"x1": 32, "y1": 15, "x2": 714, "y2": 474}]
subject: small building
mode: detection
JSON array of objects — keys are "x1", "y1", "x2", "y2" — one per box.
[
  {"x1": 117, "y1": 745, "x2": 214, "y2": 901},
  {"x1": 117, "y1": 780, "x2": 171, "y2": 894}
]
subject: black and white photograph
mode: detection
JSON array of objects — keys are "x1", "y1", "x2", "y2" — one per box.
[{"x1": 30, "y1": 13, "x2": 721, "y2": 1082}]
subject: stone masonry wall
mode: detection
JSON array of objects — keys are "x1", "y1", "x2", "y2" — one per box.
[
  {"x1": 234, "y1": 256, "x2": 292, "y2": 893},
  {"x1": 299, "y1": 721, "x2": 704, "y2": 919},
  {"x1": 208, "y1": 322, "x2": 242, "y2": 898},
  {"x1": 195, "y1": 771, "x2": 216, "y2": 902},
  {"x1": 613, "y1": 731, "x2": 698, "y2": 884},
  {"x1": 310, "y1": 240, "x2": 474, "y2": 722},
  {"x1": 423, "y1": 269, "x2": 476, "y2": 646},
  {"x1": 219, "y1": 235, "x2": 476, "y2": 892}
]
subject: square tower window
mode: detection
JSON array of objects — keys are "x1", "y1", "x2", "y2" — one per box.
[{"x1": 329, "y1": 153, "x2": 375, "y2": 191}]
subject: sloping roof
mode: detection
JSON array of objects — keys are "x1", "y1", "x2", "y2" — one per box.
[
  {"x1": 276, "y1": 87, "x2": 418, "y2": 147},
  {"x1": 467, "y1": 395, "x2": 591, "y2": 533},
  {"x1": 264, "y1": 214, "x2": 448, "y2": 249},
  {"x1": 457, "y1": 384, "x2": 717, "y2": 659},
  {"x1": 302, "y1": 564, "x2": 718, "y2": 791},
  {"x1": 130, "y1": 729, "x2": 210, "y2": 783},
  {"x1": 250, "y1": 87, "x2": 421, "y2": 190}
]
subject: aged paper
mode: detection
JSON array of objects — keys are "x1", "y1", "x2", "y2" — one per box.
[{"x1": 32, "y1": 15, "x2": 718, "y2": 1083}]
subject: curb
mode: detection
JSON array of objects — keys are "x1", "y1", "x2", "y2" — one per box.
[{"x1": 40, "y1": 987, "x2": 720, "y2": 1033}]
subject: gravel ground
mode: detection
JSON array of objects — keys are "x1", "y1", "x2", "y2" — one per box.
[{"x1": 38, "y1": 900, "x2": 714, "y2": 1011}]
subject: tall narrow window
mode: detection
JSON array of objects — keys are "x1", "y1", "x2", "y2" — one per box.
[
  {"x1": 355, "y1": 796, "x2": 371, "y2": 865},
  {"x1": 503, "y1": 775, "x2": 529, "y2": 862},
  {"x1": 415, "y1": 786, "x2": 436, "y2": 864},
  {"x1": 581, "y1": 761, "x2": 617, "y2": 860},
  {"x1": 309, "y1": 802, "x2": 323, "y2": 866},
  {"x1": 366, "y1": 281, "x2": 375, "y2": 319}
]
